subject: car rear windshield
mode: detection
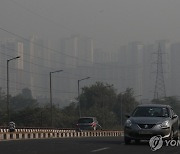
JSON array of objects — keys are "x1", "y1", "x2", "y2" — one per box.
[
  {"x1": 132, "y1": 107, "x2": 169, "y2": 117},
  {"x1": 78, "y1": 118, "x2": 93, "y2": 123}
]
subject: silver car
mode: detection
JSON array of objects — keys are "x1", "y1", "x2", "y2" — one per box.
[
  {"x1": 124, "y1": 104, "x2": 179, "y2": 144},
  {"x1": 75, "y1": 117, "x2": 102, "y2": 131}
]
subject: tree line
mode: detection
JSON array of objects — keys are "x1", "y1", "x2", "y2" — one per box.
[{"x1": 0, "y1": 82, "x2": 179, "y2": 129}]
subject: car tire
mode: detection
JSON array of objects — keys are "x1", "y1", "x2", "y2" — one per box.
[
  {"x1": 173, "y1": 131, "x2": 179, "y2": 141},
  {"x1": 124, "y1": 136, "x2": 131, "y2": 145},
  {"x1": 169, "y1": 129, "x2": 174, "y2": 140},
  {"x1": 174, "y1": 135, "x2": 179, "y2": 141}
]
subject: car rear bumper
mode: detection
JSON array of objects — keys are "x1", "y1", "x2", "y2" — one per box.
[{"x1": 76, "y1": 126, "x2": 95, "y2": 131}]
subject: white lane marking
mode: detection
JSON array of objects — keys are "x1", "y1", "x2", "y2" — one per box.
[{"x1": 91, "y1": 147, "x2": 110, "y2": 153}]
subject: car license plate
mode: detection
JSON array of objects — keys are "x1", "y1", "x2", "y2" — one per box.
[{"x1": 139, "y1": 130, "x2": 152, "y2": 134}]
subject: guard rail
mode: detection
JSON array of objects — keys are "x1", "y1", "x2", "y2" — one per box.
[{"x1": 0, "y1": 128, "x2": 123, "y2": 141}]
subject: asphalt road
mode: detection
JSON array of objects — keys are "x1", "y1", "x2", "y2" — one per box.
[{"x1": 0, "y1": 137, "x2": 179, "y2": 154}]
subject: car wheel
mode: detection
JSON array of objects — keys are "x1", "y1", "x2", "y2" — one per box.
[
  {"x1": 169, "y1": 129, "x2": 174, "y2": 140},
  {"x1": 124, "y1": 136, "x2": 131, "y2": 145},
  {"x1": 174, "y1": 135, "x2": 179, "y2": 141},
  {"x1": 173, "y1": 131, "x2": 179, "y2": 141}
]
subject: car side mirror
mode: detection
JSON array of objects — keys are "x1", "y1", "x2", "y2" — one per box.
[{"x1": 172, "y1": 114, "x2": 178, "y2": 119}]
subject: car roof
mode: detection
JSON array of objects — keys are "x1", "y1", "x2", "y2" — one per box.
[{"x1": 137, "y1": 104, "x2": 171, "y2": 108}]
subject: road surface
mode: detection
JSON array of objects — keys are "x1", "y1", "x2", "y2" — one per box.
[{"x1": 0, "y1": 137, "x2": 179, "y2": 154}]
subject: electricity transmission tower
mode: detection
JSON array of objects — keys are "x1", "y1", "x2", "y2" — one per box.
[{"x1": 154, "y1": 44, "x2": 166, "y2": 99}]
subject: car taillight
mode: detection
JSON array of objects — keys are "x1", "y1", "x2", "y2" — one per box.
[{"x1": 91, "y1": 122, "x2": 96, "y2": 127}]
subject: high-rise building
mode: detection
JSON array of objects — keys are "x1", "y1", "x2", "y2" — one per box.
[
  {"x1": 60, "y1": 36, "x2": 94, "y2": 68},
  {"x1": 0, "y1": 38, "x2": 24, "y2": 95},
  {"x1": 127, "y1": 42, "x2": 144, "y2": 97},
  {"x1": 28, "y1": 35, "x2": 49, "y2": 98},
  {"x1": 143, "y1": 44, "x2": 154, "y2": 99},
  {"x1": 94, "y1": 48, "x2": 111, "y2": 64},
  {"x1": 56, "y1": 36, "x2": 94, "y2": 102},
  {"x1": 77, "y1": 36, "x2": 94, "y2": 67}
]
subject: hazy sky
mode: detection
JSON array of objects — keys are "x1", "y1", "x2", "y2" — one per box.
[{"x1": 1, "y1": 0, "x2": 180, "y2": 50}]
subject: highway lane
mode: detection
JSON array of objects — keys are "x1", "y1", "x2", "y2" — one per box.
[{"x1": 0, "y1": 137, "x2": 179, "y2": 154}]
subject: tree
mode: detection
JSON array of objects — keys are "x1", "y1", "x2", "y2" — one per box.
[
  {"x1": 0, "y1": 87, "x2": 8, "y2": 125},
  {"x1": 12, "y1": 107, "x2": 42, "y2": 127},
  {"x1": 10, "y1": 88, "x2": 38, "y2": 111},
  {"x1": 61, "y1": 102, "x2": 79, "y2": 128},
  {"x1": 114, "y1": 88, "x2": 139, "y2": 126},
  {"x1": 22, "y1": 88, "x2": 33, "y2": 99},
  {"x1": 78, "y1": 82, "x2": 118, "y2": 128}
]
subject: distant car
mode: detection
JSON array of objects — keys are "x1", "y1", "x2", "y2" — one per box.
[
  {"x1": 124, "y1": 104, "x2": 179, "y2": 144},
  {"x1": 75, "y1": 117, "x2": 102, "y2": 131}
]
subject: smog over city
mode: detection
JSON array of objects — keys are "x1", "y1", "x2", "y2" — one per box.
[
  {"x1": 1, "y1": 0, "x2": 180, "y2": 107},
  {"x1": 1, "y1": 1, "x2": 180, "y2": 153}
]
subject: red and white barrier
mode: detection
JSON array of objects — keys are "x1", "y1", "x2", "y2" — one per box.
[{"x1": 0, "y1": 129, "x2": 122, "y2": 141}]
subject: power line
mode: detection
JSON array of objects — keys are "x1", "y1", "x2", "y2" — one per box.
[
  {"x1": 8, "y1": 0, "x2": 75, "y2": 34},
  {"x1": 0, "y1": 44, "x2": 128, "y2": 81},
  {"x1": 0, "y1": 26, "x2": 141, "y2": 70},
  {"x1": 1, "y1": 0, "x2": 146, "y2": 75},
  {"x1": 0, "y1": 27, "x2": 97, "y2": 67},
  {"x1": 8, "y1": 0, "x2": 119, "y2": 47},
  {"x1": 0, "y1": 26, "x2": 144, "y2": 73},
  {"x1": 0, "y1": 76, "x2": 77, "y2": 95}
]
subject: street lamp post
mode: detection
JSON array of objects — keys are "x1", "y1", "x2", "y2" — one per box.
[
  {"x1": 78, "y1": 77, "x2": 90, "y2": 117},
  {"x1": 120, "y1": 91, "x2": 126, "y2": 128},
  {"x1": 50, "y1": 70, "x2": 63, "y2": 127},
  {"x1": 102, "y1": 85, "x2": 113, "y2": 127},
  {"x1": 120, "y1": 94, "x2": 123, "y2": 128},
  {"x1": 7, "y1": 56, "x2": 20, "y2": 124}
]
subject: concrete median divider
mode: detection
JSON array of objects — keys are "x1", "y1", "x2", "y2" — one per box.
[{"x1": 0, "y1": 129, "x2": 122, "y2": 141}]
